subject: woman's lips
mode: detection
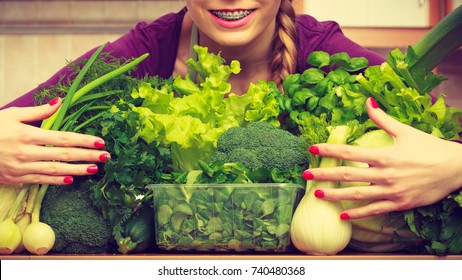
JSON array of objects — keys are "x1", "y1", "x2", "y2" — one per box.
[
  {"x1": 210, "y1": 9, "x2": 255, "y2": 21},
  {"x1": 209, "y1": 9, "x2": 256, "y2": 28}
]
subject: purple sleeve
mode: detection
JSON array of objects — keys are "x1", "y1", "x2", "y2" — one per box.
[
  {"x1": 1, "y1": 24, "x2": 158, "y2": 110},
  {"x1": 295, "y1": 14, "x2": 385, "y2": 71},
  {"x1": 1, "y1": 9, "x2": 184, "y2": 110}
]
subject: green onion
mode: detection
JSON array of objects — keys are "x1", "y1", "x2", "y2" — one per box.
[
  {"x1": 41, "y1": 43, "x2": 107, "y2": 131},
  {"x1": 41, "y1": 47, "x2": 149, "y2": 131}
]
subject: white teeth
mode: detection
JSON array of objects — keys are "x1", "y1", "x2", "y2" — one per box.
[{"x1": 211, "y1": 10, "x2": 253, "y2": 21}]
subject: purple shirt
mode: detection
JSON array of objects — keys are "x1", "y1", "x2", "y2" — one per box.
[{"x1": 2, "y1": 7, "x2": 384, "y2": 109}]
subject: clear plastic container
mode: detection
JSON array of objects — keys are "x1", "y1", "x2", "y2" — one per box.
[{"x1": 147, "y1": 183, "x2": 304, "y2": 252}]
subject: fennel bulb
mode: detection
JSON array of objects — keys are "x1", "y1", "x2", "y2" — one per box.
[
  {"x1": 291, "y1": 181, "x2": 352, "y2": 255},
  {"x1": 290, "y1": 125, "x2": 353, "y2": 255},
  {"x1": 340, "y1": 129, "x2": 422, "y2": 252}
]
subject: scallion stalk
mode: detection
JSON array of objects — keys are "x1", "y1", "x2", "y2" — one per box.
[{"x1": 41, "y1": 43, "x2": 107, "y2": 131}]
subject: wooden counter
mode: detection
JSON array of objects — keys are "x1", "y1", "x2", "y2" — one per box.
[{"x1": 2, "y1": 253, "x2": 461, "y2": 260}]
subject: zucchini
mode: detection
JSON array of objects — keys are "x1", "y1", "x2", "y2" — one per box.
[{"x1": 117, "y1": 206, "x2": 156, "y2": 254}]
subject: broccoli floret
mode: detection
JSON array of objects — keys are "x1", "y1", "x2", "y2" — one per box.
[
  {"x1": 41, "y1": 184, "x2": 114, "y2": 254},
  {"x1": 224, "y1": 147, "x2": 262, "y2": 169},
  {"x1": 211, "y1": 121, "x2": 309, "y2": 171}
]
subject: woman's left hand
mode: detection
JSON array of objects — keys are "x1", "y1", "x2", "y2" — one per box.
[{"x1": 303, "y1": 97, "x2": 462, "y2": 219}]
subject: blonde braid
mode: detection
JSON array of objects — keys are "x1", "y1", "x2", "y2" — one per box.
[{"x1": 272, "y1": 0, "x2": 298, "y2": 92}]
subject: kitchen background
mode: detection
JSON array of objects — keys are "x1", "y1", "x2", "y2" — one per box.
[{"x1": 0, "y1": 0, "x2": 461, "y2": 108}]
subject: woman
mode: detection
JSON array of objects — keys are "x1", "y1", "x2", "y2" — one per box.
[{"x1": 0, "y1": 0, "x2": 459, "y2": 218}]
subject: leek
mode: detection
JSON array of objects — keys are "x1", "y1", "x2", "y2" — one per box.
[
  {"x1": 410, "y1": 5, "x2": 462, "y2": 73},
  {"x1": 387, "y1": 5, "x2": 462, "y2": 95}
]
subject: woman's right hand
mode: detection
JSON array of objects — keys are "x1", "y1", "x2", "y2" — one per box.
[{"x1": 0, "y1": 98, "x2": 110, "y2": 185}]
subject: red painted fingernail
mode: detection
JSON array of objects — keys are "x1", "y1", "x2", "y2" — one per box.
[
  {"x1": 87, "y1": 165, "x2": 98, "y2": 174},
  {"x1": 314, "y1": 189, "x2": 324, "y2": 198},
  {"x1": 340, "y1": 213, "x2": 350, "y2": 220},
  {"x1": 94, "y1": 140, "x2": 105, "y2": 149},
  {"x1": 63, "y1": 176, "x2": 73, "y2": 184},
  {"x1": 309, "y1": 146, "x2": 319, "y2": 155},
  {"x1": 48, "y1": 97, "x2": 60, "y2": 106},
  {"x1": 302, "y1": 171, "x2": 314, "y2": 180},
  {"x1": 370, "y1": 97, "x2": 379, "y2": 109},
  {"x1": 99, "y1": 153, "x2": 110, "y2": 162}
]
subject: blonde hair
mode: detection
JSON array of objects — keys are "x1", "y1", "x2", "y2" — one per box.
[{"x1": 272, "y1": 0, "x2": 298, "y2": 91}]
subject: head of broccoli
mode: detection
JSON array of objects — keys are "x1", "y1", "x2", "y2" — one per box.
[
  {"x1": 41, "y1": 184, "x2": 114, "y2": 254},
  {"x1": 211, "y1": 121, "x2": 310, "y2": 171}
]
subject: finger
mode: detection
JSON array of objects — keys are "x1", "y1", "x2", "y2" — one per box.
[
  {"x1": 310, "y1": 143, "x2": 385, "y2": 166},
  {"x1": 4, "y1": 174, "x2": 75, "y2": 186},
  {"x1": 314, "y1": 184, "x2": 387, "y2": 202},
  {"x1": 340, "y1": 199, "x2": 400, "y2": 219},
  {"x1": 12, "y1": 161, "x2": 101, "y2": 177},
  {"x1": 366, "y1": 97, "x2": 410, "y2": 138},
  {"x1": 304, "y1": 165, "x2": 378, "y2": 184},
  {"x1": 24, "y1": 127, "x2": 106, "y2": 149},
  {"x1": 19, "y1": 146, "x2": 110, "y2": 163},
  {"x1": 7, "y1": 97, "x2": 62, "y2": 123}
]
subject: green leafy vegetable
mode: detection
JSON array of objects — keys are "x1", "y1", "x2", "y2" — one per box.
[
  {"x1": 281, "y1": 9, "x2": 462, "y2": 254},
  {"x1": 130, "y1": 45, "x2": 281, "y2": 172},
  {"x1": 279, "y1": 51, "x2": 370, "y2": 134},
  {"x1": 35, "y1": 45, "x2": 293, "y2": 254},
  {"x1": 150, "y1": 182, "x2": 303, "y2": 252},
  {"x1": 36, "y1": 49, "x2": 167, "y2": 253}
]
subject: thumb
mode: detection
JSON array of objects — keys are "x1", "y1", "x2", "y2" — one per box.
[
  {"x1": 12, "y1": 97, "x2": 62, "y2": 124},
  {"x1": 366, "y1": 97, "x2": 409, "y2": 138}
]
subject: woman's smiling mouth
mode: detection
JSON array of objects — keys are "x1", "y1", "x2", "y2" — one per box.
[{"x1": 210, "y1": 9, "x2": 255, "y2": 21}]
